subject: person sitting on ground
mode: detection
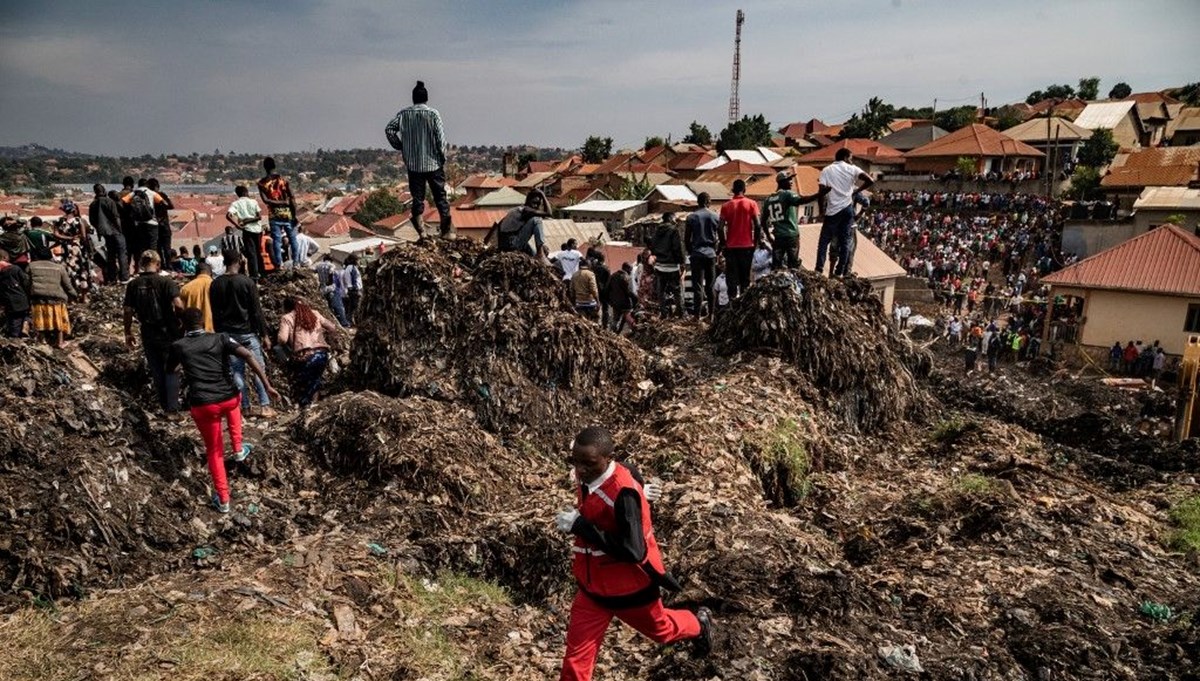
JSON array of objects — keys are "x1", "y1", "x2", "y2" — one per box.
[
  {"x1": 205, "y1": 245, "x2": 226, "y2": 276},
  {"x1": 571, "y1": 259, "x2": 600, "y2": 320},
  {"x1": 277, "y1": 296, "x2": 341, "y2": 408},
  {"x1": 0, "y1": 248, "x2": 31, "y2": 338},
  {"x1": 176, "y1": 246, "x2": 197, "y2": 275},
  {"x1": 556, "y1": 426, "x2": 712, "y2": 680},
  {"x1": 28, "y1": 249, "x2": 77, "y2": 349},
  {"x1": 167, "y1": 307, "x2": 279, "y2": 513}
]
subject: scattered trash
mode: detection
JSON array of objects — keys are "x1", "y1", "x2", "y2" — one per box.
[
  {"x1": 879, "y1": 643, "x2": 924, "y2": 673},
  {"x1": 1139, "y1": 601, "x2": 1172, "y2": 622}
]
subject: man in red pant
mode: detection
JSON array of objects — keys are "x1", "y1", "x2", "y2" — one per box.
[
  {"x1": 556, "y1": 426, "x2": 713, "y2": 680},
  {"x1": 167, "y1": 307, "x2": 279, "y2": 512}
]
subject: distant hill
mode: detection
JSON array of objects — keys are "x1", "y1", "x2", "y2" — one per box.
[{"x1": 0, "y1": 144, "x2": 93, "y2": 160}]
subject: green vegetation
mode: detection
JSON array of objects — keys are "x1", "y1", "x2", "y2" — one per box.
[
  {"x1": 955, "y1": 473, "x2": 997, "y2": 496},
  {"x1": 748, "y1": 418, "x2": 811, "y2": 504},
  {"x1": 354, "y1": 187, "x2": 406, "y2": 227},
  {"x1": 643, "y1": 136, "x2": 666, "y2": 150},
  {"x1": 840, "y1": 97, "x2": 896, "y2": 140},
  {"x1": 1077, "y1": 76, "x2": 1101, "y2": 101},
  {"x1": 932, "y1": 415, "x2": 973, "y2": 442},
  {"x1": 1167, "y1": 495, "x2": 1200, "y2": 553},
  {"x1": 1026, "y1": 83, "x2": 1077, "y2": 105},
  {"x1": 718, "y1": 114, "x2": 773, "y2": 151},
  {"x1": 581, "y1": 135, "x2": 614, "y2": 163},
  {"x1": 1067, "y1": 165, "x2": 1102, "y2": 200},
  {"x1": 1108, "y1": 82, "x2": 1132, "y2": 100},
  {"x1": 683, "y1": 121, "x2": 713, "y2": 146},
  {"x1": 934, "y1": 105, "x2": 979, "y2": 132},
  {"x1": 1077, "y1": 128, "x2": 1119, "y2": 169}
]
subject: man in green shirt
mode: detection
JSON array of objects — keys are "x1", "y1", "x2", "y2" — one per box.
[{"x1": 761, "y1": 171, "x2": 815, "y2": 270}]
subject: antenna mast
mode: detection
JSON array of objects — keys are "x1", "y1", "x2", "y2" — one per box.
[{"x1": 728, "y1": 9, "x2": 744, "y2": 125}]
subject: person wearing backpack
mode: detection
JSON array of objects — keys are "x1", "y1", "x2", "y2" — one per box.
[
  {"x1": 146, "y1": 178, "x2": 175, "y2": 266},
  {"x1": 121, "y1": 180, "x2": 166, "y2": 265},
  {"x1": 123, "y1": 250, "x2": 185, "y2": 415}
]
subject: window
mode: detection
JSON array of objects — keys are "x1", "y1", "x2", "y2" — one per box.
[{"x1": 1186, "y1": 304, "x2": 1200, "y2": 333}]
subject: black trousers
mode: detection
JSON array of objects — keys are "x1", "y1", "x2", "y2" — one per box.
[
  {"x1": 772, "y1": 236, "x2": 799, "y2": 269},
  {"x1": 408, "y1": 168, "x2": 451, "y2": 225},
  {"x1": 103, "y1": 232, "x2": 128, "y2": 283},
  {"x1": 157, "y1": 223, "x2": 173, "y2": 267},
  {"x1": 689, "y1": 254, "x2": 716, "y2": 317},
  {"x1": 242, "y1": 230, "x2": 263, "y2": 278},
  {"x1": 725, "y1": 248, "x2": 754, "y2": 300}
]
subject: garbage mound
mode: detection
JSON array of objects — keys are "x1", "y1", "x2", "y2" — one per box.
[
  {"x1": 708, "y1": 271, "x2": 931, "y2": 431},
  {"x1": 349, "y1": 243, "x2": 645, "y2": 438}
]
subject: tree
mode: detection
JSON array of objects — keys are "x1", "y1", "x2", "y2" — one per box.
[
  {"x1": 1174, "y1": 82, "x2": 1200, "y2": 107},
  {"x1": 1025, "y1": 90, "x2": 1045, "y2": 105},
  {"x1": 517, "y1": 152, "x2": 537, "y2": 172},
  {"x1": 643, "y1": 136, "x2": 666, "y2": 151},
  {"x1": 1077, "y1": 77, "x2": 1100, "y2": 101},
  {"x1": 613, "y1": 174, "x2": 654, "y2": 201},
  {"x1": 718, "y1": 114, "x2": 773, "y2": 151},
  {"x1": 1026, "y1": 83, "x2": 1075, "y2": 104},
  {"x1": 1108, "y1": 82, "x2": 1132, "y2": 100},
  {"x1": 354, "y1": 188, "x2": 405, "y2": 227},
  {"x1": 1077, "y1": 128, "x2": 1119, "y2": 168},
  {"x1": 1066, "y1": 166, "x2": 1101, "y2": 200},
  {"x1": 955, "y1": 157, "x2": 977, "y2": 178},
  {"x1": 934, "y1": 105, "x2": 978, "y2": 132},
  {"x1": 683, "y1": 121, "x2": 713, "y2": 146},
  {"x1": 993, "y1": 107, "x2": 1026, "y2": 131},
  {"x1": 839, "y1": 97, "x2": 896, "y2": 140},
  {"x1": 581, "y1": 136, "x2": 613, "y2": 164}
]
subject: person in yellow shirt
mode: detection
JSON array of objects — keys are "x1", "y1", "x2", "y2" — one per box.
[{"x1": 179, "y1": 261, "x2": 214, "y2": 332}]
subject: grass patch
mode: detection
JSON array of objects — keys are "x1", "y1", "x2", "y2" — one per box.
[
  {"x1": 955, "y1": 473, "x2": 997, "y2": 496},
  {"x1": 1167, "y1": 495, "x2": 1200, "y2": 553},
  {"x1": 931, "y1": 415, "x2": 976, "y2": 443},
  {"x1": 0, "y1": 601, "x2": 331, "y2": 681},
  {"x1": 748, "y1": 418, "x2": 812, "y2": 506},
  {"x1": 374, "y1": 568, "x2": 511, "y2": 678}
]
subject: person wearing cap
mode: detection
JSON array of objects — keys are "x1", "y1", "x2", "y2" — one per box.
[
  {"x1": 385, "y1": 80, "x2": 453, "y2": 240},
  {"x1": 205, "y1": 245, "x2": 226, "y2": 276},
  {"x1": 489, "y1": 189, "x2": 550, "y2": 257},
  {"x1": 89, "y1": 184, "x2": 127, "y2": 284},
  {"x1": 813, "y1": 148, "x2": 874, "y2": 277},
  {"x1": 762, "y1": 171, "x2": 813, "y2": 271}
]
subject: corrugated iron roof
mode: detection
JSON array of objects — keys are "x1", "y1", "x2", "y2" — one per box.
[
  {"x1": 649, "y1": 185, "x2": 698, "y2": 203},
  {"x1": 1003, "y1": 117, "x2": 1094, "y2": 143},
  {"x1": 1100, "y1": 146, "x2": 1200, "y2": 188},
  {"x1": 1073, "y1": 101, "x2": 1138, "y2": 130},
  {"x1": 473, "y1": 186, "x2": 528, "y2": 207},
  {"x1": 306, "y1": 213, "x2": 356, "y2": 237},
  {"x1": 877, "y1": 124, "x2": 949, "y2": 151},
  {"x1": 684, "y1": 182, "x2": 732, "y2": 201},
  {"x1": 542, "y1": 219, "x2": 608, "y2": 246},
  {"x1": 1042, "y1": 224, "x2": 1200, "y2": 296},
  {"x1": 564, "y1": 200, "x2": 646, "y2": 213},
  {"x1": 1134, "y1": 187, "x2": 1200, "y2": 210},
  {"x1": 904, "y1": 124, "x2": 1044, "y2": 158},
  {"x1": 796, "y1": 138, "x2": 905, "y2": 164},
  {"x1": 796, "y1": 224, "x2": 905, "y2": 281}
]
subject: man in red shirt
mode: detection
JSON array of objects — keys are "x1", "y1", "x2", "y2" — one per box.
[
  {"x1": 718, "y1": 179, "x2": 761, "y2": 299},
  {"x1": 555, "y1": 426, "x2": 713, "y2": 680}
]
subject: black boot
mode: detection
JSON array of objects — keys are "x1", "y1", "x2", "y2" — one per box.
[
  {"x1": 439, "y1": 215, "x2": 456, "y2": 240},
  {"x1": 692, "y1": 607, "x2": 713, "y2": 658},
  {"x1": 411, "y1": 214, "x2": 427, "y2": 242}
]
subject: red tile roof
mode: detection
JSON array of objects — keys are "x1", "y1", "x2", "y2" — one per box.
[
  {"x1": 335, "y1": 194, "x2": 366, "y2": 216},
  {"x1": 1028, "y1": 98, "x2": 1087, "y2": 116},
  {"x1": 307, "y1": 213, "x2": 356, "y2": 237},
  {"x1": 463, "y1": 174, "x2": 518, "y2": 189},
  {"x1": 1124, "y1": 91, "x2": 1181, "y2": 105},
  {"x1": 421, "y1": 207, "x2": 510, "y2": 230},
  {"x1": 591, "y1": 153, "x2": 638, "y2": 176},
  {"x1": 745, "y1": 166, "x2": 822, "y2": 199},
  {"x1": 1042, "y1": 225, "x2": 1200, "y2": 296},
  {"x1": 779, "y1": 119, "x2": 828, "y2": 138},
  {"x1": 526, "y1": 161, "x2": 559, "y2": 174},
  {"x1": 668, "y1": 151, "x2": 718, "y2": 171},
  {"x1": 795, "y1": 138, "x2": 904, "y2": 164},
  {"x1": 1101, "y1": 147, "x2": 1200, "y2": 188},
  {"x1": 905, "y1": 124, "x2": 1044, "y2": 158}
]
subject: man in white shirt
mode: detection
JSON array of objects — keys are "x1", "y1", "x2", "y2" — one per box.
[
  {"x1": 204, "y1": 246, "x2": 226, "y2": 276},
  {"x1": 226, "y1": 185, "x2": 264, "y2": 279},
  {"x1": 292, "y1": 226, "x2": 319, "y2": 267},
  {"x1": 550, "y1": 238, "x2": 584, "y2": 281},
  {"x1": 814, "y1": 148, "x2": 874, "y2": 277}
]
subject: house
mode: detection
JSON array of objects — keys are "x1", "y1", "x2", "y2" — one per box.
[
  {"x1": 1003, "y1": 117, "x2": 1094, "y2": 174},
  {"x1": 667, "y1": 150, "x2": 719, "y2": 179},
  {"x1": 306, "y1": 213, "x2": 356, "y2": 238},
  {"x1": 1132, "y1": 187, "x2": 1200, "y2": 234},
  {"x1": 1100, "y1": 146, "x2": 1200, "y2": 210},
  {"x1": 1027, "y1": 98, "x2": 1088, "y2": 120},
  {"x1": 460, "y1": 174, "x2": 518, "y2": 202},
  {"x1": 796, "y1": 224, "x2": 906, "y2": 308},
  {"x1": 745, "y1": 167, "x2": 822, "y2": 224},
  {"x1": 795, "y1": 139, "x2": 905, "y2": 176},
  {"x1": 328, "y1": 237, "x2": 400, "y2": 264},
  {"x1": 683, "y1": 181, "x2": 732, "y2": 204},
  {"x1": 1041, "y1": 224, "x2": 1200, "y2": 355},
  {"x1": 472, "y1": 186, "x2": 528, "y2": 209},
  {"x1": 561, "y1": 199, "x2": 649, "y2": 233},
  {"x1": 542, "y1": 220, "x2": 609, "y2": 250},
  {"x1": 375, "y1": 208, "x2": 509, "y2": 241},
  {"x1": 644, "y1": 184, "x2": 698, "y2": 212},
  {"x1": 903, "y1": 124, "x2": 1043, "y2": 175},
  {"x1": 1135, "y1": 101, "x2": 1175, "y2": 147},
  {"x1": 1073, "y1": 101, "x2": 1144, "y2": 150},
  {"x1": 1166, "y1": 107, "x2": 1200, "y2": 146},
  {"x1": 878, "y1": 124, "x2": 949, "y2": 152}
]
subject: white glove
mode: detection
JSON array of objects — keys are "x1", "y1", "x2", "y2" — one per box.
[
  {"x1": 555, "y1": 509, "x2": 580, "y2": 533},
  {"x1": 644, "y1": 480, "x2": 663, "y2": 504}
]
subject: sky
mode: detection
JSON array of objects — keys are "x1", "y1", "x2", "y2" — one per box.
[{"x1": 0, "y1": 0, "x2": 1196, "y2": 156}]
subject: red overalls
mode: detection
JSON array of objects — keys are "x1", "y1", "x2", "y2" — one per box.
[{"x1": 560, "y1": 463, "x2": 700, "y2": 681}]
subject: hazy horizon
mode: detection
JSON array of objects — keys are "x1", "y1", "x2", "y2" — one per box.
[{"x1": 1, "y1": 0, "x2": 1196, "y2": 156}]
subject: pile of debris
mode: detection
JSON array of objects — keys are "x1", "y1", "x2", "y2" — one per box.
[
  {"x1": 349, "y1": 242, "x2": 645, "y2": 439},
  {"x1": 709, "y1": 271, "x2": 931, "y2": 431}
]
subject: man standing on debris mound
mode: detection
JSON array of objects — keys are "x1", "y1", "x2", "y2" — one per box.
[
  {"x1": 168, "y1": 307, "x2": 279, "y2": 513},
  {"x1": 555, "y1": 426, "x2": 713, "y2": 680},
  {"x1": 813, "y1": 147, "x2": 874, "y2": 277},
  {"x1": 385, "y1": 80, "x2": 454, "y2": 240}
]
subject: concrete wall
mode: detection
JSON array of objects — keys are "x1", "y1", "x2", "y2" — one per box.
[
  {"x1": 1072, "y1": 288, "x2": 1200, "y2": 355},
  {"x1": 1061, "y1": 220, "x2": 1143, "y2": 258},
  {"x1": 873, "y1": 177, "x2": 1059, "y2": 194},
  {"x1": 1134, "y1": 208, "x2": 1200, "y2": 234},
  {"x1": 1111, "y1": 115, "x2": 1142, "y2": 150}
]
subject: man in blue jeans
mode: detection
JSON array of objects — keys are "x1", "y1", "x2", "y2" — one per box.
[
  {"x1": 209, "y1": 251, "x2": 275, "y2": 417},
  {"x1": 813, "y1": 147, "x2": 874, "y2": 277},
  {"x1": 257, "y1": 157, "x2": 300, "y2": 269},
  {"x1": 385, "y1": 80, "x2": 453, "y2": 239}
]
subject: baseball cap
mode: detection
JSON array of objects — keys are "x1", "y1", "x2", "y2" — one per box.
[
  {"x1": 775, "y1": 171, "x2": 793, "y2": 184},
  {"x1": 207, "y1": 245, "x2": 219, "y2": 254}
]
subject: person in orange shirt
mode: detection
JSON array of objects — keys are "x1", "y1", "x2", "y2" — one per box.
[{"x1": 179, "y1": 262, "x2": 215, "y2": 331}]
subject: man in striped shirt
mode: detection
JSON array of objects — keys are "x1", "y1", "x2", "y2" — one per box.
[{"x1": 385, "y1": 80, "x2": 453, "y2": 240}]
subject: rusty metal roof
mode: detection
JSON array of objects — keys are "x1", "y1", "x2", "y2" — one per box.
[{"x1": 1042, "y1": 224, "x2": 1200, "y2": 296}]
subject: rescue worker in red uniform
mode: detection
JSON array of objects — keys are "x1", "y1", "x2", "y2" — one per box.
[{"x1": 555, "y1": 426, "x2": 713, "y2": 681}]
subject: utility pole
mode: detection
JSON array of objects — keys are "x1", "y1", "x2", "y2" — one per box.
[{"x1": 728, "y1": 9, "x2": 745, "y2": 126}]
